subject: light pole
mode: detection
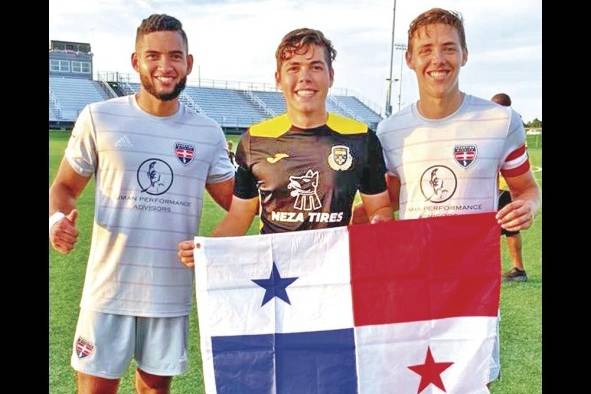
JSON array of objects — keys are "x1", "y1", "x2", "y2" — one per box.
[
  {"x1": 385, "y1": 0, "x2": 397, "y2": 117},
  {"x1": 394, "y1": 43, "x2": 407, "y2": 111}
]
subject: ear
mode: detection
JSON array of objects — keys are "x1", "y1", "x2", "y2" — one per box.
[
  {"x1": 186, "y1": 54, "x2": 194, "y2": 75},
  {"x1": 461, "y1": 49, "x2": 468, "y2": 67},
  {"x1": 275, "y1": 71, "x2": 281, "y2": 90},
  {"x1": 329, "y1": 68, "x2": 334, "y2": 88},
  {"x1": 131, "y1": 52, "x2": 139, "y2": 72},
  {"x1": 405, "y1": 50, "x2": 414, "y2": 70}
]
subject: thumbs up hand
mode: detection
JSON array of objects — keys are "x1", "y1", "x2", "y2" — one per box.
[{"x1": 49, "y1": 209, "x2": 80, "y2": 254}]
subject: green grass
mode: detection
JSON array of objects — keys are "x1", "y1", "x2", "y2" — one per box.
[
  {"x1": 491, "y1": 135, "x2": 542, "y2": 393},
  {"x1": 49, "y1": 131, "x2": 541, "y2": 393}
]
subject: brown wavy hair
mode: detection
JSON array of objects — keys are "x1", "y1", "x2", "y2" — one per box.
[
  {"x1": 275, "y1": 28, "x2": 337, "y2": 72},
  {"x1": 407, "y1": 8, "x2": 467, "y2": 52}
]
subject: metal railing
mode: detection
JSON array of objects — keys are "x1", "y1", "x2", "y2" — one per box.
[
  {"x1": 328, "y1": 95, "x2": 358, "y2": 120},
  {"x1": 242, "y1": 90, "x2": 276, "y2": 117},
  {"x1": 97, "y1": 80, "x2": 118, "y2": 99},
  {"x1": 49, "y1": 87, "x2": 63, "y2": 119},
  {"x1": 95, "y1": 71, "x2": 383, "y2": 117},
  {"x1": 179, "y1": 93, "x2": 205, "y2": 115}
]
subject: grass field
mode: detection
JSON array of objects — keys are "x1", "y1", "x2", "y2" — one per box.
[{"x1": 49, "y1": 131, "x2": 541, "y2": 393}]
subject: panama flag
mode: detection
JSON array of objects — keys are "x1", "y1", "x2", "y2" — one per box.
[{"x1": 194, "y1": 213, "x2": 500, "y2": 394}]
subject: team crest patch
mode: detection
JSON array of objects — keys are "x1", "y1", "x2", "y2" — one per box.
[
  {"x1": 175, "y1": 143, "x2": 195, "y2": 165},
  {"x1": 328, "y1": 145, "x2": 353, "y2": 171},
  {"x1": 454, "y1": 145, "x2": 477, "y2": 168},
  {"x1": 75, "y1": 337, "x2": 95, "y2": 359}
]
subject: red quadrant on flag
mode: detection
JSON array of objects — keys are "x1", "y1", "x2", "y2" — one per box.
[{"x1": 349, "y1": 212, "x2": 500, "y2": 326}]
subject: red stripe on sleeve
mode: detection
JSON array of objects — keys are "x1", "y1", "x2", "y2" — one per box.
[
  {"x1": 348, "y1": 213, "x2": 500, "y2": 326},
  {"x1": 505, "y1": 144, "x2": 527, "y2": 161},
  {"x1": 501, "y1": 160, "x2": 531, "y2": 178}
]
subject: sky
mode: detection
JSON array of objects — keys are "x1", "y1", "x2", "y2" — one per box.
[{"x1": 49, "y1": 0, "x2": 542, "y2": 122}]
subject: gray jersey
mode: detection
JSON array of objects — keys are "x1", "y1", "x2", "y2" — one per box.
[
  {"x1": 377, "y1": 94, "x2": 529, "y2": 219},
  {"x1": 65, "y1": 95, "x2": 234, "y2": 317}
]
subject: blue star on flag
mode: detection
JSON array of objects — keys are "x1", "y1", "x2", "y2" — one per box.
[{"x1": 252, "y1": 262, "x2": 298, "y2": 306}]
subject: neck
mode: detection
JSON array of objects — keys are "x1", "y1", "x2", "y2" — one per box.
[
  {"x1": 135, "y1": 91, "x2": 179, "y2": 117},
  {"x1": 417, "y1": 91, "x2": 464, "y2": 119},
  {"x1": 287, "y1": 109, "x2": 328, "y2": 129}
]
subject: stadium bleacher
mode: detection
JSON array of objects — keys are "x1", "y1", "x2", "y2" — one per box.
[
  {"x1": 49, "y1": 77, "x2": 110, "y2": 122},
  {"x1": 49, "y1": 77, "x2": 383, "y2": 131}
]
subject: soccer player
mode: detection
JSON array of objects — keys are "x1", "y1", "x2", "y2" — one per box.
[
  {"x1": 178, "y1": 28, "x2": 392, "y2": 266},
  {"x1": 351, "y1": 8, "x2": 541, "y2": 384},
  {"x1": 49, "y1": 14, "x2": 234, "y2": 394},
  {"x1": 226, "y1": 140, "x2": 238, "y2": 169},
  {"x1": 491, "y1": 93, "x2": 529, "y2": 282}
]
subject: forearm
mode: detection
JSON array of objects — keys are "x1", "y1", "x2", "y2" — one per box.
[
  {"x1": 49, "y1": 183, "x2": 78, "y2": 215},
  {"x1": 512, "y1": 185, "x2": 541, "y2": 216},
  {"x1": 212, "y1": 212, "x2": 255, "y2": 237},
  {"x1": 206, "y1": 178, "x2": 235, "y2": 211},
  {"x1": 49, "y1": 159, "x2": 90, "y2": 216}
]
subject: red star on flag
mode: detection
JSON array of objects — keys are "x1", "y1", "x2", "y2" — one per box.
[{"x1": 408, "y1": 346, "x2": 454, "y2": 393}]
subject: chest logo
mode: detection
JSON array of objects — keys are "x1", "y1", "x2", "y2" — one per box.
[
  {"x1": 267, "y1": 153, "x2": 289, "y2": 163},
  {"x1": 175, "y1": 143, "x2": 195, "y2": 166},
  {"x1": 454, "y1": 144, "x2": 477, "y2": 168},
  {"x1": 287, "y1": 169, "x2": 322, "y2": 211},
  {"x1": 137, "y1": 158, "x2": 174, "y2": 195},
  {"x1": 420, "y1": 165, "x2": 457, "y2": 203},
  {"x1": 328, "y1": 145, "x2": 353, "y2": 171}
]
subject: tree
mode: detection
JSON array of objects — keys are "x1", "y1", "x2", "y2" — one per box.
[{"x1": 526, "y1": 118, "x2": 542, "y2": 128}]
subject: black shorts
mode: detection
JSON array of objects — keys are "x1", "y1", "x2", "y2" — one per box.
[{"x1": 498, "y1": 190, "x2": 520, "y2": 237}]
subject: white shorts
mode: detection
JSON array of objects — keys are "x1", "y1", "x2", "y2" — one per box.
[
  {"x1": 489, "y1": 311, "x2": 501, "y2": 382},
  {"x1": 70, "y1": 309, "x2": 189, "y2": 379}
]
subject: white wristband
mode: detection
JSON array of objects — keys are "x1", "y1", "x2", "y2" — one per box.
[{"x1": 49, "y1": 211, "x2": 66, "y2": 232}]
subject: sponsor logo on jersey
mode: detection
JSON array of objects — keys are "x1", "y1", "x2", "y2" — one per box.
[
  {"x1": 271, "y1": 211, "x2": 344, "y2": 223},
  {"x1": 454, "y1": 144, "x2": 477, "y2": 168},
  {"x1": 420, "y1": 165, "x2": 457, "y2": 203},
  {"x1": 75, "y1": 337, "x2": 95, "y2": 359},
  {"x1": 287, "y1": 169, "x2": 322, "y2": 211},
  {"x1": 328, "y1": 145, "x2": 353, "y2": 171},
  {"x1": 266, "y1": 153, "x2": 290, "y2": 163},
  {"x1": 114, "y1": 135, "x2": 133, "y2": 149},
  {"x1": 137, "y1": 158, "x2": 174, "y2": 195},
  {"x1": 175, "y1": 143, "x2": 195, "y2": 165}
]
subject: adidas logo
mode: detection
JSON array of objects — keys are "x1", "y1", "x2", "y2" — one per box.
[{"x1": 115, "y1": 135, "x2": 133, "y2": 149}]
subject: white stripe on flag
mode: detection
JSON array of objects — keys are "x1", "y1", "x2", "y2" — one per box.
[{"x1": 195, "y1": 227, "x2": 354, "y2": 337}]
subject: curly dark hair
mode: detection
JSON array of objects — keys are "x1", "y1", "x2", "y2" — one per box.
[{"x1": 136, "y1": 14, "x2": 188, "y2": 51}]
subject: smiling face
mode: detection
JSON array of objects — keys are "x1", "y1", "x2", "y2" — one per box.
[
  {"x1": 406, "y1": 23, "x2": 467, "y2": 102},
  {"x1": 275, "y1": 44, "x2": 334, "y2": 122},
  {"x1": 132, "y1": 30, "x2": 193, "y2": 102}
]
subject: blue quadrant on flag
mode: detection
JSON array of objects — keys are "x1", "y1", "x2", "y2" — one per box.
[{"x1": 212, "y1": 329, "x2": 356, "y2": 393}]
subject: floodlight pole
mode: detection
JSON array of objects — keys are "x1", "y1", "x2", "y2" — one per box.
[
  {"x1": 394, "y1": 43, "x2": 407, "y2": 111},
  {"x1": 385, "y1": 0, "x2": 397, "y2": 118}
]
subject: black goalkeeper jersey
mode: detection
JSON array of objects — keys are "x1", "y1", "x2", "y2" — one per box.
[{"x1": 234, "y1": 112, "x2": 387, "y2": 233}]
